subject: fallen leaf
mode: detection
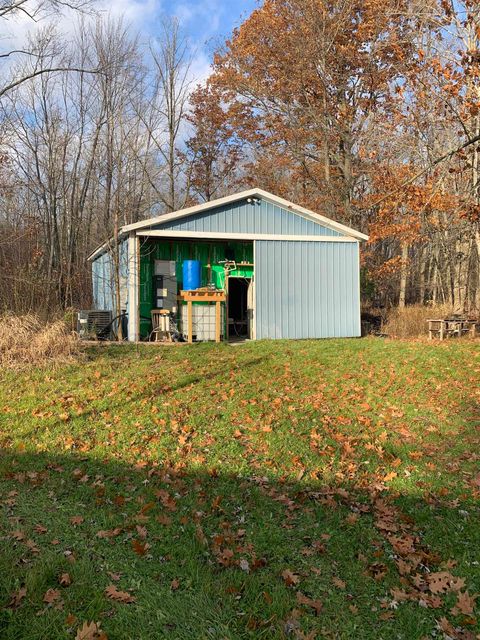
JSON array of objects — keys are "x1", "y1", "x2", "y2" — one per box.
[
  {"x1": 11, "y1": 530, "x2": 25, "y2": 541},
  {"x1": 140, "y1": 502, "x2": 156, "y2": 515},
  {"x1": 131, "y1": 539, "x2": 150, "y2": 556},
  {"x1": 239, "y1": 558, "x2": 250, "y2": 573},
  {"x1": 396, "y1": 559, "x2": 412, "y2": 576},
  {"x1": 450, "y1": 576, "x2": 467, "y2": 592},
  {"x1": 59, "y1": 573, "x2": 72, "y2": 587},
  {"x1": 428, "y1": 571, "x2": 456, "y2": 595},
  {"x1": 170, "y1": 579, "x2": 180, "y2": 591},
  {"x1": 96, "y1": 528, "x2": 122, "y2": 539},
  {"x1": 345, "y1": 513, "x2": 359, "y2": 525},
  {"x1": 296, "y1": 591, "x2": 323, "y2": 615},
  {"x1": 70, "y1": 516, "x2": 84, "y2": 526},
  {"x1": 105, "y1": 584, "x2": 135, "y2": 604},
  {"x1": 64, "y1": 549, "x2": 76, "y2": 563},
  {"x1": 282, "y1": 569, "x2": 300, "y2": 587},
  {"x1": 332, "y1": 577, "x2": 346, "y2": 589},
  {"x1": 367, "y1": 562, "x2": 387, "y2": 581},
  {"x1": 216, "y1": 548, "x2": 234, "y2": 566},
  {"x1": 34, "y1": 524, "x2": 48, "y2": 534},
  {"x1": 251, "y1": 557, "x2": 267, "y2": 571},
  {"x1": 25, "y1": 539, "x2": 40, "y2": 554},
  {"x1": 43, "y1": 588, "x2": 61, "y2": 604},
  {"x1": 107, "y1": 572, "x2": 121, "y2": 581},
  {"x1": 383, "y1": 471, "x2": 398, "y2": 482},
  {"x1": 379, "y1": 611, "x2": 395, "y2": 620},
  {"x1": 451, "y1": 591, "x2": 477, "y2": 616},
  {"x1": 135, "y1": 525, "x2": 147, "y2": 539},
  {"x1": 391, "y1": 588, "x2": 411, "y2": 602},
  {"x1": 66, "y1": 613, "x2": 78, "y2": 626},
  {"x1": 437, "y1": 617, "x2": 456, "y2": 637},
  {"x1": 8, "y1": 586, "x2": 26, "y2": 609},
  {"x1": 75, "y1": 621, "x2": 106, "y2": 640}
]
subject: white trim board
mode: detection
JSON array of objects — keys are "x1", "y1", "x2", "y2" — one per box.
[
  {"x1": 135, "y1": 230, "x2": 358, "y2": 243},
  {"x1": 88, "y1": 240, "x2": 117, "y2": 262},
  {"x1": 127, "y1": 233, "x2": 140, "y2": 343},
  {"x1": 253, "y1": 240, "x2": 257, "y2": 341},
  {"x1": 122, "y1": 188, "x2": 369, "y2": 241}
]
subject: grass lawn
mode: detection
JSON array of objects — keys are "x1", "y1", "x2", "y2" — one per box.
[{"x1": 0, "y1": 337, "x2": 479, "y2": 640}]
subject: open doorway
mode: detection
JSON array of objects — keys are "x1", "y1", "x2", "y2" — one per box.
[{"x1": 227, "y1": 277, "x2": 251, "y2": 339}]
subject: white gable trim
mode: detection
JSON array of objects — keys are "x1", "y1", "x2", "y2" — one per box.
[
  {"x1": 135, "y1": 230, "x2": 358, "y2": 243},
  {"x1": 121, "y1": 188, "x2": 369, "y2": 241}
]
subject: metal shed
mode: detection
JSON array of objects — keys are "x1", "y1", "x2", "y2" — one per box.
[{"x1": 88, "y1": 188, "x2": 368, "y2": 342}]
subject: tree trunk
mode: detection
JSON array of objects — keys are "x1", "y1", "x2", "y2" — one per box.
[
  {"x1": 452, "y1": 237, "x2": 472, "y2": 314},
  {"x1": 398, "y1": 242, "x2": 409, "y2": 308},
  {"x1": 418, "y1": 246, "x2": 427, "y2": 305}
]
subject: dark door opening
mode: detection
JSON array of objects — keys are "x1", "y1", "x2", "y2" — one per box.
[{"x1": 228, "y1": 277, "x2": 250, "y2": 338}]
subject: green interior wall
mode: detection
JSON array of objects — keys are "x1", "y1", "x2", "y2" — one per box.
[{"x1": 139, "y1": 239, "x2": 253, "y2": 338}]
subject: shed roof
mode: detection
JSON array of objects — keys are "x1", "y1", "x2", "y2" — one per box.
[{"x1": 88, "y1": 188, "x2": 368, "y2": 261}]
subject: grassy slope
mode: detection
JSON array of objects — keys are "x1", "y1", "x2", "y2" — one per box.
[{"x1": 0, "y1": 338, "x2": 479, "y2": 640}]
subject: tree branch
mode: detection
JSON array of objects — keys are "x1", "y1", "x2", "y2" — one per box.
[
  {"x1": 0, "y1": 49, "x2": 39, "y2": 59},
  {"x1": 0, "y1": 65, "x2": 103, "y2": 98}
]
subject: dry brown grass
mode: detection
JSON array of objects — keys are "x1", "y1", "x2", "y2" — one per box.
[
  {"x1": 383, "y1": 304, "x2": 453, "y2": 338},
  {"x1": 0, "y1": 314, "x2": 80, "y2": 369}
]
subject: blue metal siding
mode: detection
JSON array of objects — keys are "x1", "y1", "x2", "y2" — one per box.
[
  {"x1": 92, "y1": 251, "x2": 114, "y2": 311},
  {"x1": 153, "y1": 198, "x2": 341, "y2": 236},
  {"x1": 255, "y1": 240, "x2": 361, "y2": 339},
  {"x1": 91, "y1": 240, "x2": 128, "y2": 312}
]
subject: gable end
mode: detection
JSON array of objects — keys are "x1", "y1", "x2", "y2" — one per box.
[{"x1": 151, "y1": 198, "x2": 342, "y2": 237}]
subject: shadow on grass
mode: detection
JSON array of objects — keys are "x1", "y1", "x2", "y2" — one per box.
[{"x1": 1, "y1": 449, "x2": 479, "y2": 640}]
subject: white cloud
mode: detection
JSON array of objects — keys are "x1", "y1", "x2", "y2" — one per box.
[
  {"x1": 174, "y1": 0, "x2": 222, "y2": 37},
  {"x1": 0, "y1": 0, "x2": 164, "y2": 56},
  {"x1": 188, "y1": 46, "x2": 212, "y2": 87},
  {"x1": 97, "y1": 0, "x2": 163, "y2": 30}
]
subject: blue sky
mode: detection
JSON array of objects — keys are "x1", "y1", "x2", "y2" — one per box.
[
  {"x1": 169, "y1": 0, "x2": 258, "y2": 47},
  {"x1": 153, "y1": 0, "x2": 259, "y2": 81},
  {"x1": 104, "y1": 0, "x2": 259, "y2": 48}
]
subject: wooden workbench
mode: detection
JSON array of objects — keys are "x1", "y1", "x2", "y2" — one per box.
[
  {"x1": 178, "y1": 289, "x2": 226, "y2": 343},
  {"x1": 427, "y1": 318, "x2": 478, "y2": 340}
]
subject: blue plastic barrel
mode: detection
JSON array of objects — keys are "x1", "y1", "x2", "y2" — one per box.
[{"x1": 183, "y1": 260, "x2": 201, "y2": 290}]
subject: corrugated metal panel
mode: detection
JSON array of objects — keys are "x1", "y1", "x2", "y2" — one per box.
[
  {"x1": 92, "y1": 251, "x2": 114, "y2": 311},
  {"x1": 91, "y1": 240, "x2": 128, "y2": 312},
  {"x1": 153, "y1": 198, "x2": 341, "y2": 236},
  {"x1": 255, "y1": 240, "x2": 360, "y2": 339}
]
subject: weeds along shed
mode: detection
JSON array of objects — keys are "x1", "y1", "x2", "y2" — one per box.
[{"x1": 87, "y1": 188, "x2": 368, "y2": 341}]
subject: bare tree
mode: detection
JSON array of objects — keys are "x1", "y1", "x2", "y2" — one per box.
[
  {"x1": 148, "y1": 17, "x2": 192, "y2": 212},
  {"x1": 0, "y1": 16, "x2": 161, "y2": 319},
  {"x1": 0, "y1": 0, "x2": 97, "y2": 98}
]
